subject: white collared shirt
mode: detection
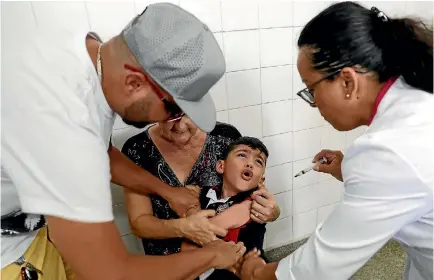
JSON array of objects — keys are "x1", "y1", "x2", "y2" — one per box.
[{"x1": 276, "y1": 77, "x2": 434, "y2": 280}]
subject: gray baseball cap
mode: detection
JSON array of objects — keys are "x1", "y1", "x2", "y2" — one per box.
[{"x1": 122, "y1": 2, "x2": 225, "y2": 132}]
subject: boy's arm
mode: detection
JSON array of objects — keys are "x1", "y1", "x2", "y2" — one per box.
[
  {"x1": 209, "y1": 200, "x2": 252, "y2": 230},
  {"x1": 181, "y1": 200, "x2": 252, "y2": 253}
]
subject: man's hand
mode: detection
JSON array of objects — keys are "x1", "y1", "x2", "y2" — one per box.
[
  {"x1": 240, "y1": 250, "x2": 266, "y2": 280},
  {"x1": 180, "y1": 210, "x2": 227, "y2": 246},
  {"x1": 250, "y1": 187, "x2": 280, "y2": 223},
  {"x1": 165, "y1": 187, "x2": 200, "y2": 218},
  {"x1": 313, "y1": 149, "x2": 344, "y2": 182},
  {"x1": 203, "y1": 240, "x2": 246, "y2": 270}
]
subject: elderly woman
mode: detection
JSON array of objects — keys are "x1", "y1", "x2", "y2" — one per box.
[{"x1": 121, "y1": 117, "x2": 280, "y2": 256}]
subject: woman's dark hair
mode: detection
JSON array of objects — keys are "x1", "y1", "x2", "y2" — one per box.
[{"x1": 298, "y1": 1, "x2": 433, "y2": 93}]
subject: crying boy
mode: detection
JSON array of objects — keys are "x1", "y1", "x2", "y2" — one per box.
[{"x1": 183, "y1": 136, "x2": 269, "y2": 279}]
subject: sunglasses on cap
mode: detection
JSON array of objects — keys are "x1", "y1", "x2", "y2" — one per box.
[
  {"x1": 124, "y1": 64, "x2": 185, "y2": 122},
  {"x1": 296, "y1": 68, "x2": 368, "y2": 105},
  {"x1": 15, "y1": 256, "x2": 42, "y2": 280}
]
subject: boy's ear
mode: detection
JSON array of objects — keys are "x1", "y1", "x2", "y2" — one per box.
[
  {"x1": 259, "y1": 175, "x2": 265, "y2": 187},
  {"x1": 216, "y1": 160, "x2": 225, "y2": 174}
]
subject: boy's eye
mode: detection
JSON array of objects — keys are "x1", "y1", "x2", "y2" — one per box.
[
  {"x1": 256, "y1": 159, "x2": 264, "y2": 166},
  {"x1": 237, "y1": 153, "x2": 247, "y2": 158}
]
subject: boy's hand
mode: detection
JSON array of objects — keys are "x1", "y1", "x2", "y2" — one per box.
[
  {"x1": 250, "y1": 187, "x2": 280, "y2": 223},
  {"x1": 180, "y1": 210, "x2": 227, "y2": 246},
  {"x1": 227, "y1": 255, "x2": 244, "y2": 277},
  {"x1": 229, "y1": 248, "x2": 261, "y2": 277},
  {"x1": 240, "y1": 249, "x2": 266, "y2": 280}
]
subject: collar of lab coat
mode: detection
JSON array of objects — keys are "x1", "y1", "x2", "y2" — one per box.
[
  {"x1": 368, "y1": 76, "x2": 399, "y2": 125},
  {"x1": 368, "y1": 76, "x2": 433, "y2": 132}
]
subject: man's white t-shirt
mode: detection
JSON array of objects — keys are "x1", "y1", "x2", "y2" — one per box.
[{"x1": 1, "y1": 30, "x2": 116, "y2": 268}]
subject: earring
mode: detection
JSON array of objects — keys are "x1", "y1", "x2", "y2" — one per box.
[{"x1": 346, "y1": 94, "x2": 350, "y2": 98}]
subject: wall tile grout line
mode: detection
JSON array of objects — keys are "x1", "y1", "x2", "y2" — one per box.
[
  {"x1": 221, "y1": 25, "x2": 307, "y2": 34},
  {"x1": 219, "y1": 0, "x2": 229, "y2": 123},
  {"x1": 257, "y1": 0, "x2": 264, "y2": 139},
  {"x1": 225, "y1": 63, "x2": 295, "y2": 74},
  {"x1": 114, "y1": 123, "x2": 330, "y2": 137},
  {"x1": 291, "y1": 0, "x2": 296, "y2": 233}
]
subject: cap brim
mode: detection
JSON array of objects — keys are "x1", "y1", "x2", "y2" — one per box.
[{"x1": 173, "y1": 94, "x2": 216, "y2": 133}]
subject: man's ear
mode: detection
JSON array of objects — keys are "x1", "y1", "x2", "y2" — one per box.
[
  {"x1": 216, "y1": 160, "x2": 225, "y2": 174},
  {"x1": 125, "y1": 72, "x2": 146, "y2": 97}
]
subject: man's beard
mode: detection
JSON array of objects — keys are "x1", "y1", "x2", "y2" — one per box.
[
  {"x1": 122, "y1": 118, "x2": 151, "y2": 129},
  {"x1": 122, "y1": 98, "x2": 154, "y2": 129}
]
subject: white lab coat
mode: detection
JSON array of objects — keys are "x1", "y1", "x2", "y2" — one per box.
[{"x1": 276, "y1": 77, "x2": 434, "y2": 280}]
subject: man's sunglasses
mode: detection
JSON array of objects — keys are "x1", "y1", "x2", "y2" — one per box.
[
  {"x1": 124, "y1": 64, "x2": 185, "y2": 122},
  {"x1": 15, "y1": 256, "x2": 43, "y2": 280},
  {"x1": 296, "y1": 68, "x2": 368, "y2": 105}
]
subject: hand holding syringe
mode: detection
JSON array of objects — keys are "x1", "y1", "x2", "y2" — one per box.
[{"x1": 294, "y1": 157, "x2": 328, "y2": 177}]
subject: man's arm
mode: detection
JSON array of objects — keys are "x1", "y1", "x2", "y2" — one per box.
[
  {"x1": 109, "y1": 144, "x2": 199, "y2": 217},
  {"x1": 109, "y1": 145, "x2": 172, "y2": 198},
  {"x1": 47, "y1": 216, "x2": 242, "y2": 280}
]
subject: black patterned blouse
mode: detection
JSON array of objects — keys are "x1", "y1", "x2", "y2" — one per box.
[{"x1": 121, "y1": 122, "x2": 242, "y2": 256}]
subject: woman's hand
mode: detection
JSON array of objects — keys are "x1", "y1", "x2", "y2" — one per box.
[
  {"x1": 179, "y1": 210, "x2": 227, "y2": 246},
  {"x1": 250, "y1": 187, "x2": 280, "y2": 223},
  {"x1": 313, "y1": 149, "x2": 344, "y2": 182},
  {"x1": 203, "y1": 240, "x2": 246, "y2": 270}
]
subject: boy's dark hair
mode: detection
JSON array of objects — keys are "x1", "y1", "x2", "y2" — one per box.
[{"x1": 222, "y1": 136, "x2": 269, "y2": 161}]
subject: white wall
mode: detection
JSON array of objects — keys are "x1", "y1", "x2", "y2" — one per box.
[{"x1": 2, "y1": 0, "x2": 432, "y2": 253}]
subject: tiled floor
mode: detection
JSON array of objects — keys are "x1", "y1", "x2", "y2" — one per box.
[{"x1": 265, "y1": 240, "x2": 406, "y2": 280}]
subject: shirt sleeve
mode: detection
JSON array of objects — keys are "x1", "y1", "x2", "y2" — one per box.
[
  {"x1": 276, "y1": 140, "x2": 432, "y2": 280},
  {"x1": 2, "y1": 35, "x2": 113, "y2": 222}
]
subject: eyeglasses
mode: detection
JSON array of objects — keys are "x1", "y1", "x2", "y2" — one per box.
[
  {"x1": 124, "y1": 64, "x2": 185, "y2": 122},
  {"x1": 296, "y1": 68, "x2": 368, "y2": 105}
]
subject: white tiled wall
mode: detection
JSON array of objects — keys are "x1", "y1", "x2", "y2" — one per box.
[{"x1": 3, "y1": 0, "x2": 432, "y2": 252}]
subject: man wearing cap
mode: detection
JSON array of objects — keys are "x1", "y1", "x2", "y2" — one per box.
[{"x1": 1, "y1": 3, "x2": 246, "y2": 279}]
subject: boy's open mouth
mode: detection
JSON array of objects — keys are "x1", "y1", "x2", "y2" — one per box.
[{"x1": 241, "y1": 169, "x2": 253, "y2": 181}]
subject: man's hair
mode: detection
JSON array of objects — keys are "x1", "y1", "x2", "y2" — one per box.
[{"x1": 222, "y1": 136, "x2": 269, "y2": 161}]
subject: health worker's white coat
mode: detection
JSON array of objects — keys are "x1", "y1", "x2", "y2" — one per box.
[{"x1": 277, "y1": 77, "x2": 434, "y2": 280}]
